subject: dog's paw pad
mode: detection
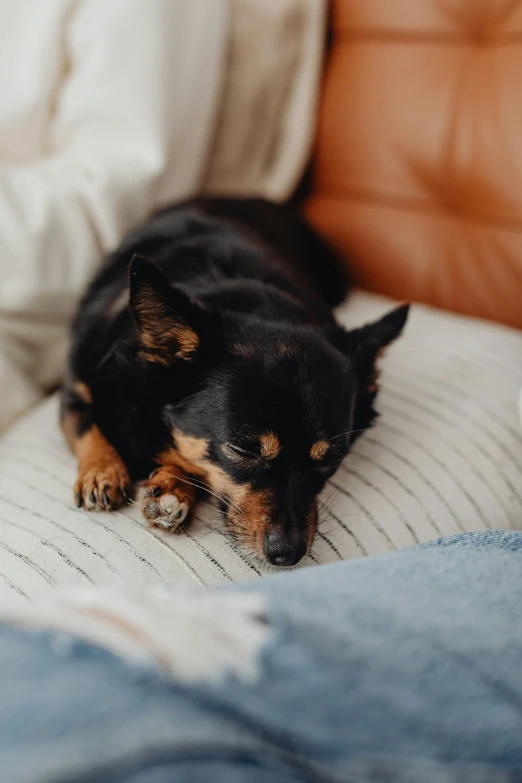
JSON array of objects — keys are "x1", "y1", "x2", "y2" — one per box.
[
  {"x1": 75, "y1": 460, "x2": 132, "y2": 512},
  {"x1": 138, "y1": 472, "x2": 195, "y2": 533}
]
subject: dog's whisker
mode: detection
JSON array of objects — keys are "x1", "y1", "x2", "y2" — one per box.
[
  {"x1": 319, "y1": 498, "x2": 336, "y2": 511},
  {"x1": 328, "y1": 428, "x2": 367, "y2": 442},
  {"x1": 166, "y1": 474, "x2": 238, "y2": 511},
  {"x1": 151, "y1": 472, "x2": 243, "y2": 515},
  {"x1": 146, "y1": 469, "x2": 242, "y2": 513},
  {"x1": 186, "y1": 477, "x2": 244, "y2": 515},
  {"x1": 172, "y1": 474, "x2": 243, "y2": 513},
  {"x1": 319, "y1": 526, "x2": 338, "y2": 537},
  {"x1": 178, "y1": 479, "x2": 242, "y2": 514}
]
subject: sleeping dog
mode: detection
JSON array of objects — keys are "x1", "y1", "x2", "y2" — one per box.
[{"x1": 61, "y1": 199, "x2": 408, "y2": 566}]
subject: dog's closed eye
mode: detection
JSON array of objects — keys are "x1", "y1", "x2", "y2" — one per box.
[{"x1": 222, "y1": 443, "x2": 261, "y2": 462}]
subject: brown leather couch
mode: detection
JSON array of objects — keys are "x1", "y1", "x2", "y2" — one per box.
[{"x1": 305, "y1": 0, "x2": 522, "y2": 329}]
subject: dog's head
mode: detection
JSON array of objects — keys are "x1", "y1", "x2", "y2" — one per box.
[{"x1": 130, "y1": 256, "x2": 409, "y2": 566}]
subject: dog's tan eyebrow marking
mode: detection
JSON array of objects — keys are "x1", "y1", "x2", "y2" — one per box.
[
  {"x1": 259, "y1": 432, "x2": 281, "y2": 459},
  {"x1": 310, "y1": 440, "x2": 329, "y2": 461}
]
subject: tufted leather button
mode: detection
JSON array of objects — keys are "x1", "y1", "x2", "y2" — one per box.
[{"x1": 304, "y1": 0, "x2": 522, "y2": 329}]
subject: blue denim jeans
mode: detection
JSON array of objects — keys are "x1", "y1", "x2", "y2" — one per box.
[{"x1": 1, "y1": 530, "x2": 522, "y2": 783}]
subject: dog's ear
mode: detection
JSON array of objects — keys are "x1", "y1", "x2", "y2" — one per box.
[
  {"x1": 129, "y1": 254, "x2": 205, "y2": 365},
  {"x1": 329, "y1": 305, "x2": 409, "y2": 387},
  {"x1": 343, "y1": 305, "x2": 410, "y2": 361},
  {"x1": 326, "y1": 305, "x2": 409, "y2": 435}
]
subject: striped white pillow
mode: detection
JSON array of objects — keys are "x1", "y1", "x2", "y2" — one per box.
[{"x1": 0, "y1": 292, "x2": 521, "y2": 602}]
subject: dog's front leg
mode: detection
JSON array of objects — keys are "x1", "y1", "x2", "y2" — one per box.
[
  {"x1": 138, "y1": 466, "x2": 201, "y2": 533},
  {"x1": 60, "y1": 379, "x2": 132, "y2": 511}
]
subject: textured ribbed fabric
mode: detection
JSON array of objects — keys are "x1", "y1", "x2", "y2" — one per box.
[{"x1": 0, "y1": 292, "x2": 520, "y2": 602}]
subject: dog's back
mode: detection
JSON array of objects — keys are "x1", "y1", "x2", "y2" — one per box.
[{"x1": 74, "y1": 198, "x2": 348, "y2": 342}]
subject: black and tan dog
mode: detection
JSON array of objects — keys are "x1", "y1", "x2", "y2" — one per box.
[{"x1": 61, "y1": 199, "x2": 408, "y2": 566}]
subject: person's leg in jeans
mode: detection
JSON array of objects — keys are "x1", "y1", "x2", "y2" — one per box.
[{"x1": 0, "y1": 530, "x2": 521, "y2": 783}]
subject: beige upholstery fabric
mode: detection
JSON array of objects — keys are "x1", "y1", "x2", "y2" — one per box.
[{"x1": 206, "y1": 0, "x2": 326, "y2": 200}]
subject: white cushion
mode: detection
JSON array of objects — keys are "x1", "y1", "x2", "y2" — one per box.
[{"x1": 1, "y1": 292, "x2": 521, "y2": 602}]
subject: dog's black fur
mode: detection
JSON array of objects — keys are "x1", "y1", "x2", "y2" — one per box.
[{"x1": 61, "y1": 198, "x2": 408, "y2": 566}]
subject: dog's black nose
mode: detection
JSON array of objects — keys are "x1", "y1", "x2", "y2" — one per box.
[{"x1": 264, "y1": 531, "x2": 306, "y2": 567}]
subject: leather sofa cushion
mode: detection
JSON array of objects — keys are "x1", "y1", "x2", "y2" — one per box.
[{"x1": 305, "y1": 0, "x2": 522, "y2": 328}]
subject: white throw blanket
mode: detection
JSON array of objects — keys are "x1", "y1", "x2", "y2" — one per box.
[{"x1": 0, "y1": 0, "x2": 325, "y2": 433}]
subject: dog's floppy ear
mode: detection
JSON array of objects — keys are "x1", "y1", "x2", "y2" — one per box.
[{"x1": 129, "y1": 254, "x2": 205, "y2": 365}]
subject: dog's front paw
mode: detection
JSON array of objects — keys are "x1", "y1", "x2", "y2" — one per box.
[
  {"x1": 138, "y1": 469, "x2": 197, "y2": 533},
  {"x1": 75, "y1": 458, "x2": 132, "y2": 511}
]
